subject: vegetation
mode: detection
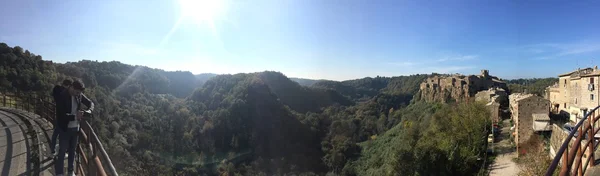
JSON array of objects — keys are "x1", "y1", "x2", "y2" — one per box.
[
  {"x1": 349, "y1": 102, "x2": 491, "y2": 176},
  {"x1": 505, "y1": 78, "x2": 558, "y2": 96},
  {"x1": 515, "y1": 135, "x2": 555, "y2": 176},
  {"x1": 312, "y1": 75, "x2": 429, "y2": 102},
  {"x1": 0, "y1": 42, "x2": 495, "y2": 175},
  {"x1": 290, "y1": 77, "x2": 323, "y2": 87}
]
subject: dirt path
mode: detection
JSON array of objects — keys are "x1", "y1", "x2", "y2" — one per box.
[{"x1": 489, "y1": 119, "x2": 519, "y2": 176}]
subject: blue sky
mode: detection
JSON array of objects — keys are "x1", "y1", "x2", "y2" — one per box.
[{"x1": 1, "y1": 0, "x2": 600, "y2": 81}]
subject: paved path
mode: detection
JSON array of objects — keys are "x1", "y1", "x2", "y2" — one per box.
[
  {"x1": 0, "y1": 109, "x2": 55, "y2": 176},
  {"x1": 489, "y1": 119, "x2": 519, "y2": 176},
  {"x1": 0, "y1": 110, "x2": 30, "y2": 176}
]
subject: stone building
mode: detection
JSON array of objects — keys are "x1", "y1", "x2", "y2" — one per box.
[
  {"x1": 419, "y1": 70, "x2": 508, "y2": 103},
  {"x1": 509, "y1": 93, "x2": 550, "y2": 156},
  {"x1": 546, "y1": 66, "x2": 600, "y2": 123},
  {"x1": 475, "y1": 88, "x2": 508, "y2": 123},
  {"x1": 475, "y1": 87, "x2": 508, "y2": 103}
]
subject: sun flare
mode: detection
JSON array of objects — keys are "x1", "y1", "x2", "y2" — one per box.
[{"x1": 179, "y1": 0, "x2": 227, "y2": 24}]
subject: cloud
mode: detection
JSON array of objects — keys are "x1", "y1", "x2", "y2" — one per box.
[
  {"x1": 528, "y1": 48, "x2": 545, "y2": 54},
  {"x1": 426, "y1": 66, "x2": 476, "y2": 74},
  {"x1": 389, "y1": 61, "x2": 417, "y2": 66},
  {"x1": 524, "y1": 42, "x2": 600, "y2": 59},
  {"x1": 557, "y1": 45, "x2": 600, "y2": 56},
  {"x1": 436, "y1": 55, "x2": 478, "y2": 62},
  {"x1": 533, "y1": 56, "x2": 551, "y2": 60},
  {"x1": 388, "y1": 54, "x2": 477, "y2": 69}
]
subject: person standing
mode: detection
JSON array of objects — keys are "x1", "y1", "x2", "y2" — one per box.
[
  {"x1": 51, "y1": 79, "x2": 72, "y2": 157},
  {"x1": 54, "y1": 80, "x2": 94, "y2": 176}
]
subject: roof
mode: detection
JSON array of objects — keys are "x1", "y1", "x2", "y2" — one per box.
[
  {"x1": 509, "y1": 93, "x2": 534, "y2": 102},
  {"x1": 533, "y1": 113, "x2": 550, "y2": 121},
  {"x1": 581, "y1": 70, "x2": 600, "y2": 77},
  {"x1": 558, "y1": 67, "x2": 593, "y2": 77}
]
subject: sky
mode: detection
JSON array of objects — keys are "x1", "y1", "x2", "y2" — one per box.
[{"x1": 1, "y1": 0, "x2": 600, "y2": 81}]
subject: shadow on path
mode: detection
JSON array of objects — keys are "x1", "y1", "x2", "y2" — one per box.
[{"x1": 0, "y1": 114, "x2": 14, "y2": 176}]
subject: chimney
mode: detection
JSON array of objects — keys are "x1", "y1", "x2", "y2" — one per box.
[{"x1": 595, "y1": 65, "x2": 598, "y2": 70}]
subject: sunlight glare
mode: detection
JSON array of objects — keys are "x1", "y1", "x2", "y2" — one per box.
[{"x1": 179, "y1": 0, "x2": 227, "y2": 23}]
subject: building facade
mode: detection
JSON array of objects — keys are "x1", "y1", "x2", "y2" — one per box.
[
  {"x1": 509, "y1": 93, "x2": 550, "y2": 155},
  {"x1": 547, "y1": 66, "x2": 600, "y2": 123}
]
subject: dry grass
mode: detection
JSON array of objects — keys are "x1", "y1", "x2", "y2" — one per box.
[{"x1": 515, "y1": 135, "x2": 556, "y2": 176}]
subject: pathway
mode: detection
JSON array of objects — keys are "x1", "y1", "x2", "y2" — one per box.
[
  {"x1": 0, "y1": 108, "x2": 55, "y2": 176},
  {"x1": 489, "y1": 118, "x2": 519, "y2": 176}
]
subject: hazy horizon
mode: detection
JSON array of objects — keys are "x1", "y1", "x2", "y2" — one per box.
[{"x1": 2, "y1": 0, "x2": 600, "y2": 80}]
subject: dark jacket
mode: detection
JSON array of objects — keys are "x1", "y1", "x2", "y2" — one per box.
[
  {"x1": 51, "y1": 85, "x2": 66, "y2": 124},
  {"x1": 55, "y1": 89, "x2": 94, "y2": 131}
]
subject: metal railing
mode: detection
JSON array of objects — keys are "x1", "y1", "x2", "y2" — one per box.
[
  {"x1": 546, "y1": 105, "x2": 600, "y2": 176},
  {"x1": 0, "y1": 90, "x2": 118, "y2": 176}
]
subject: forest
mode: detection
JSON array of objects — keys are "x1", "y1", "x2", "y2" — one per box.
[
  {"x1": 505, "y1": 78, "x2": 559, "y2": 96},
  {"x1": 0, "y1": 42, "x2": 493, "y2": 175}
]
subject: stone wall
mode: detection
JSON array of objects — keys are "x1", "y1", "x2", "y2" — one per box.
[
  {"x1": 549, "y1": 124, "x2": 593, "y2": 171},
  {"x1": 419, "y1": 70, "x2": 508, "y2": 103},
  {"x1": 487, "y1": 102, "x2": 500, "y2": 123},
  {"x1": 550, "y1": 124, "x2": 571, "y2": 159},
  {"x1": 510, "y1": 94, "x2": 550, "y2": 155}
]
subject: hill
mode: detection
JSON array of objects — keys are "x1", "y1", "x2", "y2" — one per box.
[
  {"x1": 0, "y1": 42, "x2": 497, "y2": 175},
  {"x1": 196, "y1": 73, "x2": 218, "y2": 85},
  {"x1": 188, "y1": 73, "x2": 327, "y2": 173},
  {"x1": 312, "y1": 75, "x2": 429, "y2": 102},
  {"x1": 290, "y1": 77, "x2": 322, "y2": 86}
]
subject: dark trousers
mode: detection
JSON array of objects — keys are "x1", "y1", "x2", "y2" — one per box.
[
  {"x1": 50, "y1": 127, "x2": 59, "y2": 151},
  {"x1": 55, "y1": 127, "x2": 78, "y2": 175}
]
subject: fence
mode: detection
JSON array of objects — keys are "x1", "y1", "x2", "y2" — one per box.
[
  {"x1": 546, "y1": 106, "x2": 600, "y2": 176},
  {"x1": 0, "y1": 90, "x2": 118, "y2": 176}
]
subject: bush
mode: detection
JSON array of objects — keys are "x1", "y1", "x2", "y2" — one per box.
[{"x1": 516, "y1": 135, "x2": 553, "y2": 176}]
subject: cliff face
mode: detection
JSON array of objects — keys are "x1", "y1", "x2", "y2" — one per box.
[{"x1": 418, "y1": 70, "x2": 508, "y2": 103}]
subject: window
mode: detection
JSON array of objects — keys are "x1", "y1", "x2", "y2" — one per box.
[
  {"x1": 592, "y1": 94, "x2": 595, "y2": 101},
  {"x1": 564, "y1": 103, "x2": 567, "y2": 108},
  {"x1": 592, "y1": 77, "x2": 595, "y2": 84},
  {"x1": 564, "y1": 79, "x2": 567, "y2": 87},
  {"x1": 576, "y1": 98, "x2": 578, "y2": 104}
]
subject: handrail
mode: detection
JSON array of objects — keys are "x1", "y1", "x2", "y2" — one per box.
[
  {"x1": 0, "y1": 90, "x2": 119, "y2": 176},
  {"x1": 546, "y1": 105, "x2": 600, "y2": 176}
]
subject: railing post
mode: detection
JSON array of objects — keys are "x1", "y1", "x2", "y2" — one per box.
[
  {"x1": 562, "y1": 145, "x2": 569, "y2": 175},
  {"x1": 580, "y1": 126, "x2": 585, "y2": 176},
  {"x1": 12, "y1": 92, "x2": 15, "y2": 108},
  {"x1": 589, "y1": 112, "x2": 595, "y2": 168},
  {"x1": 20, "y1": 91, "x2": 23, "y2": 110},
  {"x1": 88, "y1": 128, "x2": 97, "y2": 176}
]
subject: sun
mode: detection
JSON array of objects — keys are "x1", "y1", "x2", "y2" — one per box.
[
  {"x1": 160, "y1": 0, "x2": 231, "y2": 47},
  {"x1": 179, "y1": 0, "x2": 228, "y2": 24}
]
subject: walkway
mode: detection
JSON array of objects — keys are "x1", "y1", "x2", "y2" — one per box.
[
  {"x1": 0, "y1": 108, "x2": 54, "y2": 175},
  {"x1": 489, "y1": 118, "x2": 519, "y2": 176}
]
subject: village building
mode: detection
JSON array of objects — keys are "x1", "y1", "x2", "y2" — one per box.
[
  {"x1": 509, "y1": 93, "x2": 550, "y2": 156},
  {"x1": 546, "y1": 66, "x2": 600, "y2": 123}
]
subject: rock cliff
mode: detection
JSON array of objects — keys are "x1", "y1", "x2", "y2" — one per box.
[{"x1": 418, "y1": 70, "x2": 508, "y2": 103}]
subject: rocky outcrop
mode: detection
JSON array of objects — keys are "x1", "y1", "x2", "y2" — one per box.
[{"x1": 418, "y1": 70, "x2": 508, "y2": 103}]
